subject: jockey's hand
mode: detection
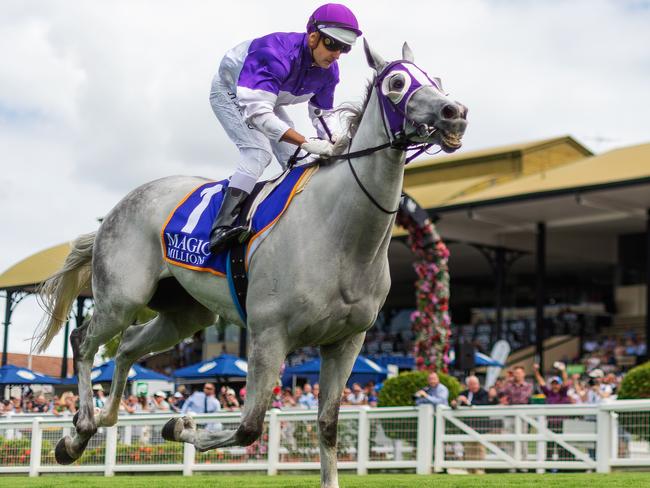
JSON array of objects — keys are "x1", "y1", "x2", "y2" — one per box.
[{"x1": 301, "y1": 137, "x2": 335, "y2": 157}]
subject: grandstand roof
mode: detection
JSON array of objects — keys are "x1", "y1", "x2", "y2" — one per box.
[
  {"x1": 433, "y1": 142, "x2": 650, "y2": 211},
  {"x1": 0, "y1": 243, "x2": 72, "y2": 291}
]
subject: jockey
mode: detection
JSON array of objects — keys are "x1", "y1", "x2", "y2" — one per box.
[{"x1": 208, "y1": 3, "x2": 362, "y2": 253}]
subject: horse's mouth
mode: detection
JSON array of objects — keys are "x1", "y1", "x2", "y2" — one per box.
[{"x1": 438, "y1": 131, "x2": 463, "y2": 153}]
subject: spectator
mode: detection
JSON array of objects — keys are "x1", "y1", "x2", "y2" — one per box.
[
  {"x1": 341, "y1": 387, "x2": 352, "y2": 405},
  {"x1": 312, "y1": 383, "x2": 320, "y2": 406},
  {"x1": 533, "y1": 363, "x2": 570, "y2": 404},
  {"x1": 32, "y1": 395, "x2": 50, "y2": 414},
  {"x1": 500, "y1": 366, "x2": 533, "y2": 405},
  {"x1": 282, "y1": 387, "x2": 297, "y2": 408},
  {"x1": 293, "y1": 386, "x2": 304, "y2": 407},
  {"x1": 497, "y1": 391, "x2": 509, "y2": 406},
  {"x1": 123, "y1": 395, "x2": 141, "y2": 414},
  {"x1": 181, "y1": 383, "x2": 221, "y2": 414},
  {"x1": 299, "y1": 383, "x2": 318, "y2": 409},
  {"x1": 169, "y1": 392, "x2": 184, "y2": 413},
  {"x1": 487, "y1": 386, "x2": 498, "y2": 405},
  {"x1": 9, "y1": 396, "x2": 24, "y2": 415},
  {"x1": 53, "y1": 392, "x2": 77, "y2": 417},
  {"x1": 92, "y1": 384, "x2": 107, "y2": 409},
  {"x1": 151, "y1": 391, "x2": 170, "y2": 412},
  {"x1": 346, "y1": 383, "x2": 367, "y2": 405},
  {"x1": 365, "y1": 382, "x2": 378, "y2": 407},
  {"x1": 453, "y1": 375, "x2": 490, "y2": 407},
  {"x1": 414, "y1": 372, "x2": 449, "y2": 408},
  {"x1": 137, "y1": 395, "x2": 150, "y2": 413},
  {"x1": 224, "y1": 388, "x2": 240, "y2": 411}
]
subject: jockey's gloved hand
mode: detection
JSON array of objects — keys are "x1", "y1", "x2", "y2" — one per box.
[{"x1": 301, "y1": 137, "x2": 335, "y2": 157}]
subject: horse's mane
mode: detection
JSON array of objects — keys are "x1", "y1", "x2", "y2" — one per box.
[
  {"x1": 336, "y1": 78, "x2": 374, "y2": 140},
  {"x1": 318, "y1": 78, "x2": 374, "y2": 160}
]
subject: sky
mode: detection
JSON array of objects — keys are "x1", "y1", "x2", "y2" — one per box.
[{"x1": 1, "y1": 0, "x2": 650, "y2": 361}]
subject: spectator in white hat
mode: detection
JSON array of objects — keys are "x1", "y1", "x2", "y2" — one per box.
[{"x1": 151, "y1": 391, "x2": 170, "y2": 412}]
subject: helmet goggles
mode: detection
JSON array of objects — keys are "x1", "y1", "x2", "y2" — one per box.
[{"x1": 319, "y1": 31, "x2": 352, "y2": 53}]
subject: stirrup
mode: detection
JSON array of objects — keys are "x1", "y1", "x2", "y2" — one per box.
[{"x1": 210, "y1": 225, "x2": 248, "y2": 255}]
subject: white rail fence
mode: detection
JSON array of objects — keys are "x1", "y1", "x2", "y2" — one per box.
[{"x1": 1, "y1": 401, "x2": 650, "y2": 476}]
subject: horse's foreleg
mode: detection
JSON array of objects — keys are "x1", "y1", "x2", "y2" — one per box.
[
  {"x1": 318, "y1": 332, "x2": 366, "y2": 488},
  {"x1": 164, "y1": 328, "x2": 287, "y2": 452}
]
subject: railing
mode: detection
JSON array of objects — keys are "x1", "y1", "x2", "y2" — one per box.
[{"x1": 1, "y1": 400, "x2": 650, "y2": 476}]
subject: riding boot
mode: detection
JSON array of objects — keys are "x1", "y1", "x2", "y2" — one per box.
[{"x1": 209, "y1": 187, "x2": 250, "y2": 254}]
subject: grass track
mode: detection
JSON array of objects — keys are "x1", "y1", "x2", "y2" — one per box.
[{"x1": 2, "y1": 473, "x2": 650, "y2": 488}]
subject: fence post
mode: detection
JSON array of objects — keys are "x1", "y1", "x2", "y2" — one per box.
[
  {"x1": 536, "y1": 414, "x2": 546, "y2": 474},
  {"x1": 416, "y1": 404, "x2": 434, "y2": 475},
  {"x1": 183, "y1": 441, "x2": 195, "y2": 476},
  {"x1": 28, "y1": 417, "x2": 43, "y2": 477},
  {"x1": 267, "y1": 409, "x2": 281, "y2": 476},
  {"x1": 357, "y1": 406, "x2": 370, "y2": 475},
  {"x1": 433, "y1": 405, "x2": 445, "y2": 473},
  {"x1": 596, "y1": 406, "x2": 612, "y2": 473},
  {"x1": 104, "y1": 425, "x2": 118, "y2": 476}
]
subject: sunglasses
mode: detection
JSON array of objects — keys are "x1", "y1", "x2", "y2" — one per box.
[{"x1": 320, "y1": 33, "x2": 351, "y2": 54}]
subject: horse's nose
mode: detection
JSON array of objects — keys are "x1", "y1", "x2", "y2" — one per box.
[{"x1": 441, "y1": 103, "x2": 460, "y2": 120}]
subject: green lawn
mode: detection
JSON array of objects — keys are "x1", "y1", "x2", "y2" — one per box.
[{"x1": 2, "y1": 473, "x2": 650, "y2": 488}]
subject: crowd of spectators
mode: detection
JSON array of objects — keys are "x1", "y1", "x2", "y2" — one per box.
[{"x1": 1, "y1": 379, "x2": 383, "y2": 417}]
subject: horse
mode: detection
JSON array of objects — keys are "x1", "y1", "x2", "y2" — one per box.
[{"x1": 35, "y1": 40, "x2": 466, "y2": 488}]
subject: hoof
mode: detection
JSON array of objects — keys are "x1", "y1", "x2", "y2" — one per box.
[
  {"x1": 55, "y1": 437, "x2": 77, "y2": 465},
  {"x1": 162, "y1": 417, "x2": 184, "y2": 442}
]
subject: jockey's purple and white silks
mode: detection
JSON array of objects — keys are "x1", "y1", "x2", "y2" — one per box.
[{"x1": 211, "y1": 32, "x2": 341, "y2": 192}]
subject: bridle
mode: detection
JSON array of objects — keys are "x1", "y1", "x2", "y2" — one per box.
[{"x1": 290, "y1": 59, "x2": 447, "y2": 214}]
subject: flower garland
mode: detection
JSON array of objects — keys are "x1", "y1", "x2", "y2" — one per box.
[{"x1": 396, "y1": 209, "x2": 452, "y2": 373}]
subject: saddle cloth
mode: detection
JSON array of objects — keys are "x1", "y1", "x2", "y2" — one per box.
[{"x1": 161, "y1": 165, "x2": 315, "y2": 276}]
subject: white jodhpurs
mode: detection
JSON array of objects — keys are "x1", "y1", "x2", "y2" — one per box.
[{"x1": 210, "y1": 75, "x2": 298, "y2": 193}]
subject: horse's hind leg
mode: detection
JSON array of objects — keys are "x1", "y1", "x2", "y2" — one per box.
[
  {"x1": 97, "y1": 303, "x2": 215, "y2": 428},
  {"x1": 318, "y1": 332, "x2": 366, "y2": 488},
  {"x1": 163, "y1": 326, "x2": 288, "y2": 451},
  {"x1": 56, "y1": 304, "x2": 138, "y2": 464}
]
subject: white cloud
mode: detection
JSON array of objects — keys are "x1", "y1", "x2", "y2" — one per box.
[{"x1": 1, "y1": 0, "x2": 649, "y2": 356}]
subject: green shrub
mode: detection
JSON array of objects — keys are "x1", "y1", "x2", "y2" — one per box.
[
  {"x1": 377, "y1": 370, "x2": 461, "y2": 407},
  {"x1": 618, "y1": 361, "x2": 650, "y2": 399}
]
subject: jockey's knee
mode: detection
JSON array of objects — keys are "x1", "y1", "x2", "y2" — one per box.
[{"x1": 231, "y1": 148, "x2": 272, "y2": 193}]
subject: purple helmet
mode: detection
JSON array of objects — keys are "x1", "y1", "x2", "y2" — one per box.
[{"x1": 307, "y1": 3, "x2": 362, "y2": 46}]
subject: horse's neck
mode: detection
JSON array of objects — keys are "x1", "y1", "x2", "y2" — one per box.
[{"x1": 317, "y1": 90, "x2": 405, "y2": 258}]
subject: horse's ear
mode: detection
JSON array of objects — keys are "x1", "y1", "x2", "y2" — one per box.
[
  {"x1": 402, "y1": 42, "x2": 414, "y2": 63},
  {"x1": 363, "y1": 39, "x2": 386, "y2": 72}
]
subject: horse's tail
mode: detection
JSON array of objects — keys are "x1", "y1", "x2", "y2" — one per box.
[{"x1": 34, "y1": 232, "x2": 96, "y2": 352}]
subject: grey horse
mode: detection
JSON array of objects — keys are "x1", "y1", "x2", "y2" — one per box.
[{"x1": 35, "y1": 40, "x2": 466, "y2": 488}]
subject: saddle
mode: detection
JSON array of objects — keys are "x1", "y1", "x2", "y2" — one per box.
[{"x1": 161, "y1": 165, "x2": 317, "y2": 322}]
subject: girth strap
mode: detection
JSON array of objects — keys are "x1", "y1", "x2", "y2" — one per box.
[{"x1": 226, "y1": 244, "x2": 248, "y2": 323}]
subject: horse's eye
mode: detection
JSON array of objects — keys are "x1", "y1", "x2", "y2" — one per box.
[{"x1": 391, "y1": 77, "x2": 405, "y2": 91}]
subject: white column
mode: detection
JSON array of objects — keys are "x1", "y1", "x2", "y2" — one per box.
[
  {"x1": 416, "y1": 404, "x2": 434, "y2": 475},
  {"x1": 267, "y1": 409, "x2": 281, "y2": 476},
  {"x1": 433, "y1": 405, "x2": 446, "y2": 473},
  {"x1": 596, "y1": 407, "x2": 612, "y2": 473},
  {"x1": 357, "y1": 406, "x2": 370, "y2": 475},
  {"x1": 104, "y1": 425, "x2": 118, "y2": 476},
  {"x1": 514, "y1": 414, "x2": 522, "y2": 465},
  {"x1": 183, "y1": 441, "x2": 195, "y2": 476},
  {"x1": 28, "y1": 417, "x2": 43, "y2": 477}
]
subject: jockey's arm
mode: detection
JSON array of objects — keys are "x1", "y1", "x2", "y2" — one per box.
[{"x1": 280, "y1": 128, "x2": 307, "y2": 146}]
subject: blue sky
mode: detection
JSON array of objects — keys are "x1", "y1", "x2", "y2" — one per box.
[{"x1": 1, "y1": 0, "x2": 649, "y2": 358}]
